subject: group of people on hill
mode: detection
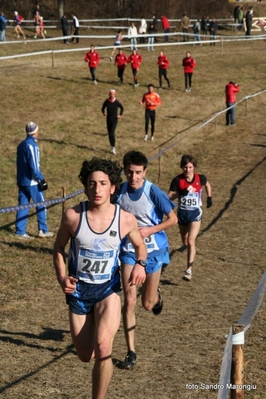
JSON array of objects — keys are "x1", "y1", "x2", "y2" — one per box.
[{"x1": 233, "y1": 5, "x2": 254, "y2": 35}]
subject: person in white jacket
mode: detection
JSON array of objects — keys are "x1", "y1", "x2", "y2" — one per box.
[
  {"x1": 139, "y1": 17, "x2": 147, "y2": 43},
  {"x1": 128, "y1": 22, "x2": 138, "y2": 50}
]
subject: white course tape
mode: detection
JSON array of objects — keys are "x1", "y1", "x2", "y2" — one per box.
[{"x1": 232, "y1": 331, "x2": 245, "y2": 345}]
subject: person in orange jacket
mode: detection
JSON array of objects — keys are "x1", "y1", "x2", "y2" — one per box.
[
  {"x1": 158, "y1": 50, "x2": 170, "y2": 89},
  {"x1": 127, "y1": 48, "x2": 143, "y2": 88},
  {"x1": 225, "y1": 81, "x2": 240, "y2": 126},
  {"x1": 140, "y1": 84, "x2": 162, "y2": 141},
  {"x1": 182, "y1": 51, "x2": 196, "y2": 92},
  {"x1": 84, "y1": 45, "x2": 100, "y2": 85}
]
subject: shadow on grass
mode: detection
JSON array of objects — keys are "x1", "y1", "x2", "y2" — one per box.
[{"x1": 0, "y1": 327, "x2": 75, "y2": 394}]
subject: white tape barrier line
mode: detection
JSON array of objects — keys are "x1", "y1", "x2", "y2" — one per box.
[{"x1": 217, "y1": 270, "x2": 266, "y2": 399}]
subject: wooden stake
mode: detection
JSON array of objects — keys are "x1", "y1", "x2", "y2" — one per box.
[{"x1": 230, "y1": 324, "x2": 245, "y2": 399}]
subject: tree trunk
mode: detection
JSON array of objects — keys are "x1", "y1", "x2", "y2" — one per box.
[{"x1": 58, "y1": 0, "x2": 64, "y2": 18}]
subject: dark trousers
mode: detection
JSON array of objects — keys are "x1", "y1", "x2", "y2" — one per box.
[
  {"x1": 145, "y1": 109, "x2": 156, "y2": 135},
  {"x1": 107, "y1": 119, "x2": 118, "y2": 146},
  {"x1": 71, "y1": 27, "x2": 79, "y2": 43},
  {"x1": 159, "y1": 68, "x2": 170, "y2": 88},
  {"x1": 90, "y1": 67, "x2": 96, "y2": 81},
  {"x1": 117, "y1": 67, "x2": 125, "y2": 83},
  {"x1": 184, "y1": 72, "x2": 193, "y2": 89},
  {"x1": 183, "y1": 28, "x2": 189, "y2": 42}
]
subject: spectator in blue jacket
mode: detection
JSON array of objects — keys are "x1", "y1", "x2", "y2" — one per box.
[
  {"x1": 0, "y1": 12, "x2": 7, "y2": 41},
  {"x1": 15, "y1": 122, "x2": 54, "y2": 239}
]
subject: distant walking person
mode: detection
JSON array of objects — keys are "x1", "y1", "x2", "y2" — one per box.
[
  {"x1": 15, "y1": 122, "x2": 54, "y2": 239},
  {"x1": 84, "y1": 45, "x2": 100, "y2": 85},
  {"x1": 61, "y1": 14, "x2": 69, "y2": 44},
  {"x1": 140, "y1": 84, "x2": 162, "y2": 141},
  {"x1": 225, "y1": 81, "x2": 240, "y2": 126},
  {"x1": 14, "y1": 11, "x2": 26, "y2": 39},
  {"x1": 101, "y1": 89, "x2": 124, "y2": 155},
  {"x1": 114, "y1": 48, "x2": 127, "y2": 84},
  {"x1": 182, "y1": 51, "x2": 196, "y2": 92},
  {"x1": 71, "y1": 14, "x2": 79, "y2": 43},
  {"x1": 161, "y1": 15, "x2": 170, "y2": 42},
  {"x1": 127, "y1": 48, "x2": 142, "y2": 88},
  {"x1": 245, "y1": 8, "x2": 253, "y2": 36},
  {"x1": 168, "y1": 154, "x2": 212, "y2": 281},
  {"x1": 181, "y1": 13, "x2": 190, "y2": 42},
  {"x1": 158, "y1": 50, "x2": 170, "y2": 89},
  {"x1": 209, "y1": 17, "x2": 218, "y2": 45},
  {"x1": 110, "y1": 29, "x2": 123, "y2": 60},
  {"x1": 0, "y1": 12, "x2": 7, "y2": 41}
]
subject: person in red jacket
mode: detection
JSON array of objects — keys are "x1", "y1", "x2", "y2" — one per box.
[
  {"x1": 140, "y1": 84, "x2": 162, "y2": 141},
  {"x1": 127, "y1": 48, "x2": 143, "y2": 88},
  {"x1": 161, "y1": 15, "x2": 170, "y2": 42},
  {"x1": 114, "y1": 48, "x2": 127, "y2": 85},
  {"x1": 158, "y1": 50, "x2": 170, "y2": 89},
  {"x1": 84, "y1": 45, "x2": 100, "y2": 85},
  {"x1": 182, "y1": 51, "x2": 196, "y2": 92},
  {"x1": 225, "y1": 81, "x2": 240, "y2": 126}
]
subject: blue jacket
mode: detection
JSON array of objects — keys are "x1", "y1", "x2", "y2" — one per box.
[
  {"x1": 17, "y1": 135, "x2": 44, "y2": 187},
  {"x1": 0, "y1": 15, "x2": 7, "y2": 30}
]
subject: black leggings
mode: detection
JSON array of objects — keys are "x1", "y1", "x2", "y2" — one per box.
[
  {"x1": 184, "y1": 72, "x2": 193, "y2": 89},
  {"x1": 159, "y1": 68, "x2": 170, "y2": 88},
  {"x1": 107, "y1": 119, "x2": 118, "y2": 146},
  {"x1": 90, "y1": 67, "x2": 96, "y2": 81},
  {"x1": 145, "y1": 109, "x2": 156, "y2": 135},
  {"x1": 117, "y1": 67, "x2": 125, "y2": 83}
]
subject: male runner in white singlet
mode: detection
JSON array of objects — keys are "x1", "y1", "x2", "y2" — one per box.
[{"x1": 53, "y1": 157, "x2": 147, "y2": 399}]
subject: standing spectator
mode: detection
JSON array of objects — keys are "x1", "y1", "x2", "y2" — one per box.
[
  {"x1": 71, "y1": 14, "x2": 79, "y2": 43},
  {"x1": 161, "y1": 15, "x2": 170, "y2": 42},
  {"x1": 53, "y1": 157, "x2": 147, "y2": 398},
  {"x1": 153, "y1": 14, "x2": 158, "y2": 42},
  {"x1": 15, "y1": 122, "x2": 54, "y2": 239},
  {"x1": 245, "y1": 8, "x2": 253, "y2": 36},
  {"x1": 193, "y1": 19, "x2": 201, "y2": 44},
  {"x1": 182, "y1": 51, "x2": 196, "y2": 92},
  {"x1": 139, "y1": 17, "x2": 147, "y2": 44},
  {"x1": 168, "y1": 154, "x2": 212, "y2": 281},
  {"x1": 201, "y1": 15, "x2": 209, "y2": 38},
  {"x1": 238, "y1": 6, "x2": 245, "y2": 31},
  {"x1": 110, "y1": 29, "x2": 123, "y2": 60},
  {"x1": 158, "y1": 50, "x2": 170, "y2": 89},
  {"x1": 114, "y1": 48, "x2": 127, "y2": 84},
  {"x1": 147, "y1": 23, "x2": 155, "y2": 51},
  {"x1": 101, "y1": 89, "x2": 124, "y2": 155},
  {"x1": 14, "y1": 11, "x2": 26, "y2": 40},
  {"x1": 225, "y1": 81, "x2": 240, "y2": 126},
  {"x1": 140, "y1": 84, "x2": 162, "y2": 141},
  {"x1": 127, "y1": 48, "x2": 142, "y2": 88},
  {"x1": 233, "y1": 5, "x2": 240, "y2": 31},
  {"x1": 115, "y1": 150, "x2": 177, "y2": 369},
  {"x1": 128, "y1": 22, "x2": 138, "y2": 51},
  {"x1": 0, "y1": 12, "x2": 7, "y2": 41},
  {"x1": 84, "y1": 45, "x2": 100, "y2": 85},
  {"x1": 181, "y1": 13, "x2": 190, "y2": 42},
  {"x1": 61, "y1": 13, "x2": 69, "y2": 44},
  {"x1": 33, "y1": 4, "x2": 42, "y2": 17},
  {"x1": 209, "y1": 17, "x2": 218, "y2": 45}
]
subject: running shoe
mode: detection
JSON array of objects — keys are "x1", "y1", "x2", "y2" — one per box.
[
  {"x1": 15, "y1": 233, "x2": 34, "y2": 240},
  {"x1": 38, "y1": 230, "x2": 54, "y2": 238},
  {"x1": 144, "y1": 134, "x2": 148, "y2": 141},
  {"x1": 152, "y1": 287, "x2": 163, "y2": 315},
  {"x1": 124, "y1": 351, "x2": 137, "y2": 369},
  {"x1": 183, "y1": 269, "x2": 192, "y2": 281}
]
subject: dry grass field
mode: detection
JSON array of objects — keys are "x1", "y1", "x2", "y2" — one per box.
[{"x1": 0, "y1": 24, "x2": 266, "y2": 399}]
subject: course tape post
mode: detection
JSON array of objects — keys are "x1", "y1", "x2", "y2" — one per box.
[{"x1": 217, "y1": 270, "x2": 266, "y2": 399}]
